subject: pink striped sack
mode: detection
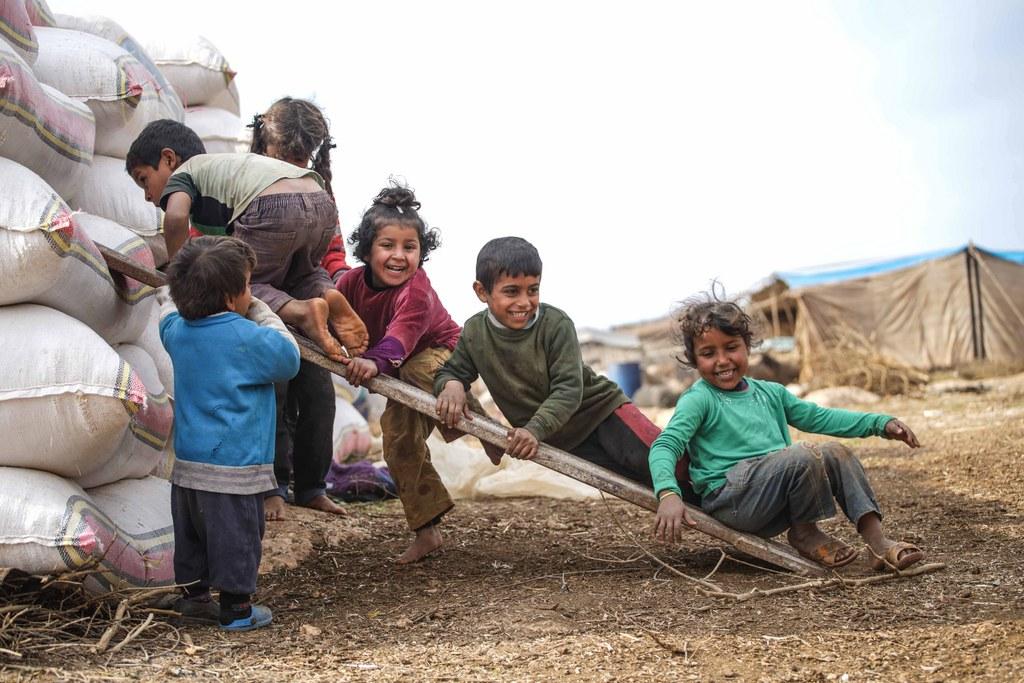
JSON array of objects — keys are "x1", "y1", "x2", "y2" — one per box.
[
  {"x1": 0, "y1": 469, "x2": 174, "y2": 593},
  {"x1": 0, "y1": 0, "x2": 38, "y2": 63},
  {"x1": 0, "y1": 38, "x2": 94, "y2": 199},
  {"x1": 0, "y1": 158, "x2": 156, "y2": 345}
]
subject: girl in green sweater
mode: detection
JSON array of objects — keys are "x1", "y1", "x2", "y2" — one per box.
[{"x1": 648, "y1": 295, "x2": 925, "y2": 571}]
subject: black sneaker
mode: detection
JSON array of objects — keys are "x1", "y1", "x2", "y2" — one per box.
[{"x1": 171, "y1": 595, "x2": 221, "y2": 625}]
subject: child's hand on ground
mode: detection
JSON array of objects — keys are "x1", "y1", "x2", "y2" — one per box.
[
  {"x1": 884, "y1": 418, "x2": 920, "y2": 448},
  {"x1": 341, "y1": 356, "x2": 378, "y2": 387},
  {"x1": 506, "y1": 427, "x2": 539, "y2": 460},
  {"x1": 436, "y1": 381, "x2": 470, "y2": 428},
  {"x1": 653, "y1": 492, "x2": 697, "y2": 543}
]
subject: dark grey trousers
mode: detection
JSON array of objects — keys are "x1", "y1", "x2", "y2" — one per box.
[
  {"x1": 171, "y1": 485, "x2": 266, "y2": 597},
  {"x1": 273, "y1": 360, "x2": 336, "y2": 505},
  {"x1": 569, "y1": 404, "x2": 655, "y2": 487},
  {"x1": 700, "y1": 441, "x2": 882, "y2": 538}
]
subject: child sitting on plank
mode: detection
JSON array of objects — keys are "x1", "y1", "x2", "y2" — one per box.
[{"x1": 648, "y1": 292, "x2": 925, "y2": 571}]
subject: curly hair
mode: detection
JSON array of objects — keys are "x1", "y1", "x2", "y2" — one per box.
[
  {"x1": 674, "y1": 291, "x2": 760, "y2": 368},
  {"x1": 348, "y1": 182, "x2": 440, "y2": 266},
  {"x1": 249, "y1": 97, "x2": 335, "y2": 197}
]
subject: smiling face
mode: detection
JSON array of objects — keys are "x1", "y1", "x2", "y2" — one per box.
[
  {"x1": 368, "y1": 224, "x2": 421, "y2": 288},
  {"x1": 474, "y1": 273, "x2": 541, "y2": 330},
  {"x1": 693, "y1": 326, "x2": 749, "y2": 390}
]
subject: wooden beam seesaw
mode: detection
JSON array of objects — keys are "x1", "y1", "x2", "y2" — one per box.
[{"x1": 97, "y1": 244, "x2": 827, "y2": 577}]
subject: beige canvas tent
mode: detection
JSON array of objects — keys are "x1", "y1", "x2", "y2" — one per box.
[{"x1": 749, "y1": 244, "x2": 1024, "y2": 372}]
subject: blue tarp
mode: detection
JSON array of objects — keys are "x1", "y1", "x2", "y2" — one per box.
[{"x1": 775, "y1": 245, "x2": 1024, "y2": 290}]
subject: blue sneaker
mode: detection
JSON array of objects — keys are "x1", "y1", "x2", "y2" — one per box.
[{"x1": 220, "y1": 604, "x2": 273, "y2": 631}]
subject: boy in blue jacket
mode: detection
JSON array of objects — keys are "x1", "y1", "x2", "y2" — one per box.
[{"x1": 158, "y1": 236, "x2": 300, "y2": 630}]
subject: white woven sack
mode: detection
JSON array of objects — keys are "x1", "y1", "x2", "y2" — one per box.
[
  {"x1": 32, "y1": 27, "x2": 181, "y2": 157},
  {"x1": 0, "y1": 304, "x2": 172, "y2": 487},
  {"x1": 70, "y1": 154, "x2": 162, "y2": 235},
  {"x1": 0, "y1": 468, "x2": 174, "y2": 592},
  {"x1": 75, "y1": 342, "x2": 173, "y2": 489},
  {"x1": 185, "y1": 105, "x2": 248, "y2": 153},
  {"x1": 0, "y1": 161, "x2": 157, "y2": 344},
  {"x1": 145, "y1": 34, "x2": 239, "y2": 114},
  {"x1": 0, "y1": 0, "x2": 38, "y2": 63},
  {"x1": 332, "y1": 396, "x2": 371, "y2": 464},
  {"x1": 133, "y1": 304, "x2": 174, "y2": 400},
  {"x1": 53, "y1": 12, "x2": 184, "y2": 121},
  {"x1": 116, "y1": 342, "x2": 175, "y2": 481},
  {"x1": 0, "y1": 40, "x2": 95, "y2": 198}
]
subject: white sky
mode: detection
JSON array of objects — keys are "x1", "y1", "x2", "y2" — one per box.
[{"x1": 52, "y1": 0, "x2": 1024, "y2": 329}]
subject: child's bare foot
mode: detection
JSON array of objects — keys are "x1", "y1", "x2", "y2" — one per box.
[
  {"x1": 867, "y1": 540, "x2": 925, "y2": 571},
  {"x1": 787, "y1": 523, "x2": 858, "y2": 569},
  {"x1": 265, "y1": 495, "x2": 287, "y2": 521},
  {"x1": 395, "y1": 524, "x2": 442, "y2": 564},
  {"x1": 279, "y1": 297, "x2": 344, "y2": 361},
  {"x1": 302, "y1": 494, "x2": 347, "y2": 516},
  {"x1": 324, "y1": 289, "x2": 369, "y2": 357}
]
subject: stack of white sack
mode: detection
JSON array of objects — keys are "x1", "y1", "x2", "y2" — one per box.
[
  {"x1": 0, "y1": 155, "x2": 174, "y2": 591},
  {"x1": 143, "y1": 34, "x2": 249, "y2": 153},
  {"x1": 26, "y1": 12, "x2": 186, "y2": 267},
  {"x1": 0, "y1": 38, "x2": 95, "y2": 202}
]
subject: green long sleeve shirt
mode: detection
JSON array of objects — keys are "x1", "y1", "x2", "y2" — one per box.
[
  {"x1": 648, "y1": 378, "x2": 892, "y2": 499},
  {"x1": 433, "y1": 304, "x2": 627, "y2": 450}
]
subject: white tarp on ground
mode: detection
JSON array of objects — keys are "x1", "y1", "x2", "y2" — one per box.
[{"x1": 429, "y1": 435, "x2": 600, "y2": 501}]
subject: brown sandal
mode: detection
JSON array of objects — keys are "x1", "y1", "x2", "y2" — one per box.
[
  {"x1": 869, "y1": 542, "x2": 924, "y2": 572},
  {"x1": 796, "y1": 539, "x2": 859, "y2": 569}
]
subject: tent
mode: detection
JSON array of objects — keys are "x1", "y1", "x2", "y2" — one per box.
[{"x1": 748, "y1": 244, "x2": 1024, "y2": 371}]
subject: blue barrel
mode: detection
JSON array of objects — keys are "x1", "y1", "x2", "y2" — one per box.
[{"x1": 607, "y1": 362, "x2": 642, "y2": 398}]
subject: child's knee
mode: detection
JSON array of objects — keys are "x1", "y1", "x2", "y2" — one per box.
[
  {"x1": 818, "y1": 441, "x2": 857, "y2": 466},
  {"x1": 782, "y1": 443, "x2": 822, "y2": 471}
]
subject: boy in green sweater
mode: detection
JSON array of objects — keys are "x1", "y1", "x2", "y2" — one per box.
[
  {"x1": 648, "y1": 294, "x2": 926, "y2": 571},
  {"x1": 434, "y1": 237, "x2": 653, "y2": 485}
]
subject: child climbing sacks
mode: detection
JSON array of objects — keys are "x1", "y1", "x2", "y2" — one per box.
[
  {"x1": 125, "y1": 119, "x2": 368, "y2": 363},
  {"x1": 648, "y1": 293, "x2": 925, "y2": 571}
]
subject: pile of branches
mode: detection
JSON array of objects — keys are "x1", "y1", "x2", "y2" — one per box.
[
  {"x1": 802, "y1": 326, "x2": 928, "y2": 396},
  {"x1": 0, "y1": 564, "x2": 185, "y2": 669}
]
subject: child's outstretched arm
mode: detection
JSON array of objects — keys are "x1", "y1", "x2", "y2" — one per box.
[
  {"x1": 884, "y1": 418, "x2": 920, "y2": 447},
  {"x1": 780, "y1": 385, "x2": 920, "y2": 446}
]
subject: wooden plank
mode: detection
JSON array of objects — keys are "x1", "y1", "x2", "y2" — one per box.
[{"x1": 97, "y1": 244, "x2": 827, "y2": 577}]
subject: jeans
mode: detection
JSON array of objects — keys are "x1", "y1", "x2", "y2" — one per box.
[{"x1": 700, "y1": 441, "x2": 882, "y2": 538}]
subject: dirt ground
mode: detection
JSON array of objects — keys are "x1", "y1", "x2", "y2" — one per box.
[{"x1": 3, "y1": 375, "x2": 1024, "y2": 682}]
